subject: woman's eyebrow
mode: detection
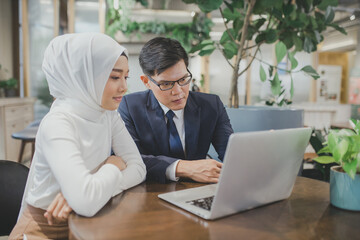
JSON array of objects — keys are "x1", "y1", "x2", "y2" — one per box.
[
  {"x1": 112, "y1": 68, "x2": 130, "y2": 73},
  {"x1": 112, "y1": 68, "x2": 124, "y2": 73}
]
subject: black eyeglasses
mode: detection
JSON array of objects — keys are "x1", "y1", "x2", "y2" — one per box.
[{"x1": 147, "y1": 68, "x2": 192, "y2": 91}]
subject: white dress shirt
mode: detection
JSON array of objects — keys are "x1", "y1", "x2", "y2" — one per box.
[{"x1": 158, "y1": 102, "x2": 185, "y2": 181}]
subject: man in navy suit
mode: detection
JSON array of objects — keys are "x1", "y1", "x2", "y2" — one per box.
[{"x1": 119, "y1": 37, "x2": 233, "y2": 183}]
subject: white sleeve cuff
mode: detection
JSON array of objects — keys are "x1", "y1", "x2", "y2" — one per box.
[
  {"x1": 165, "y1": 160, "x2": 180, "y2": 181},
  {"x1": 100, "y1": 163, "x2": 124, "y2": 197}
]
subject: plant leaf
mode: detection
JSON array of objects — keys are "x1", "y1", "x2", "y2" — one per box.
[
  {"x1": 254, "y1": 18, "x2": 266, "y2": 30},
  {"x1": 275, "y1": 41, "x2": 287, "y2": 63},
  {"x1": 354, "y1": 119, "x2": 360, "y2": 134},
  {"x1": 265, "y1": 29, "x2": 278, "y2": 43},
  {"x1": 255, "y1": 32, "x2": 266, "y2": 44},
  {"x1": 317, "y1": 0, "x2": 338, "y2": 11},
  {"x1": 304, "y1": 37, "x2": 315, "y2": 53},
  {"x1": 271, "y1": 73, "x2": 281, "y2": 96},
  {"x1": 325, "y1": 6, "x2": 335, "y2": 23},
  {"x1": 301, "y1": 65, "x2": 320, "y2": 80},
  {"x1": 196, "y1": 0, "x2": 223, "y2": 13},
  {"x1": 222, "y1": 41, "x2": 238, "y2": 59},
  {"x1": 288, "y1": 51, "x2": 298, "y2": 70},
  {"x1": 199, "y1": 44, "x2": 216, "y2": 56},
  {"x1": 260, "y1": 65, "x2": 266, "y2": 82},
  {"x1": 328, "y1": 23, "x2": 347, "y2": 35},
  {"x1": 333, "y1": 138, "x2": 349, "y2": 162},
  {"x1": 268, "y1": 65, "x2": 274, "y2": 78},
  {"x1": 189, "y1": 39, "x2": 214, "y2": 53},
  {"x1": 317, "y1": 145, "x2": 331, "y2": 154},
  {"x1": 233, "y1": 18, "x2": 244, "y2": 34},
  {"x1": 224, "y1": 1, "x2": 234, "y2": 13},
  {"x1": 222, "y1": 7, "x2": 239, "y2": 21},
  {"x1": 343, "y1": 158, "x2": 357, "y2": 180},
  {"x1": 220, "y1": 29, "x2": 237, "y2": 45},
  {"x1": 293, "y1": 36, "x2": 303, "y2": 52},
  {"x1": 253, "y1": 0, "x2": 283, "y2": 14},
  {"x1": 290, "y1": 75, "x2": 294, "y2": 99},
  {"x1": 327, "y1": 131, "x2": 339, "y2": 160},
  {"x1": 313, "y1": 156, "x2": 336, "y2": 164}
]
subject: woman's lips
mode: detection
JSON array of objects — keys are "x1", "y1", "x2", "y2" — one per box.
[{"x1": 113, "y1": 96, "x2": 123, "y2": 102}]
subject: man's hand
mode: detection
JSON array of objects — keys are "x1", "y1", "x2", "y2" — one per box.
[
  {"x1": 176, "y1": 159, "x2": 222, "y2": 183},
  {"x1": 44, "y1": 193, "x2": 73, "y2": 225},
  {"x1": 105, "y1": 155, "x2": 127, "y2": 171}
]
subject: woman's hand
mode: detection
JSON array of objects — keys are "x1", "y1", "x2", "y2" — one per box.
[
  {"x1": 105, "y1": 155, "x2": 127, "y2": 171},
  {"x1": 44, "y1": 193, "x2": 73, "y2": 225}
]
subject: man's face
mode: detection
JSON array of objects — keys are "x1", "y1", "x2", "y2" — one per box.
[{"x1": 141, "y1": 60, "x2": 190, "y2": 111}]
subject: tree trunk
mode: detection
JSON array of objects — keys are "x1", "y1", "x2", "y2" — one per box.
[
  {"x1": 228, "y1": 58, "x2": 240, "y2": 108},
  {"x1": 227, "y1": 0, "x2": 257, "y2": 108}
]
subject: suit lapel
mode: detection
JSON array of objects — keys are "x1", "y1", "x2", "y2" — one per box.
[
  {"x1": 184, "y1": 94, "x2": 200, "y2": 159},
  {"x1": 145, "y1": 91, "x2": 170, "y2": 154}
]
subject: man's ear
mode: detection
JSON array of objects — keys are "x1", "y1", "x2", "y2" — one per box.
[{"x1": 140, "y1": 75, "x2": 150, "y2": 89}]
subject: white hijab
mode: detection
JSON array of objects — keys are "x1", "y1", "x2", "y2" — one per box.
[{"x1": 42, "y1": 32, "x2": 128, "y2": 112}]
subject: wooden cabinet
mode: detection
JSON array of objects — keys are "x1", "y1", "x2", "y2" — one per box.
[{"x1": 0, "y1": 97, "x2": 35, "y2": 161}]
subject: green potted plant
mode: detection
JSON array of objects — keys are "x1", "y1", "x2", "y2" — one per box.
[
  {"x1": 184, "y1": 0, "x2": 345, "y2": 107},
  {"x1": 0, "y1": 64, "x2": 18, "y2": 98},
  {"x1": 314, "y1": 119, "x2": 360, "y2": 211},
  {"x1": 184, "y1": 0, "x2": 347, "y2": 143}
]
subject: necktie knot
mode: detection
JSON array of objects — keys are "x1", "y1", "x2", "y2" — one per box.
[{"x1": 166, "y1": 110, "x2": 175, "y2": 120}]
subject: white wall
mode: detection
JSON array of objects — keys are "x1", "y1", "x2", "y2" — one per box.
[{"x1": 0, "y1": 0, "x2": 13, "y2": 79}]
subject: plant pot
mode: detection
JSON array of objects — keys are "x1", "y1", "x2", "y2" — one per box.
[
  {"x1": 330, "y1": 165, "x2": 360, "y2": 211},
  {"x1": 0, "y1": 88, "x2": 5, "y2": 98},
  {"x1": 5, "y1": 88, "x2": 16, "y2": 97}
]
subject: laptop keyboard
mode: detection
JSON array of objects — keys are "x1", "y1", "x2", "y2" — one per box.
[{"x1": 186, "y1": 196, "x2": 214, "y2": 211}]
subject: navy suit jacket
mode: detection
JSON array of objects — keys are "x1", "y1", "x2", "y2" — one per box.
[{"x1": 118, "y1": 90, "x2": 233, "y2": 183}]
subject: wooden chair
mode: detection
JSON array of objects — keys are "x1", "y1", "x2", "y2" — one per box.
[
  {"x1": 11, "y1": 120, "x2": 41, "y2": 164},
  {"x1": 0, "y1": 160, "x2": 29, "y2": 236}
]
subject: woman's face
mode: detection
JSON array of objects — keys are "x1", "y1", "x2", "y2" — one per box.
[{"x1": 101, "y1": 55, "x2": 129, "y2": 110}]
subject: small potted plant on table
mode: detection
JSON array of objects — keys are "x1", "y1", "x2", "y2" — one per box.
[{"x1": 314, "y1": 119, "x2": 360, "y2": 211}]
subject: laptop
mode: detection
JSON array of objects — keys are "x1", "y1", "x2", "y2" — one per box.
[{"x1": 158, "y1": 127, "x2": 312, "y2": 220}]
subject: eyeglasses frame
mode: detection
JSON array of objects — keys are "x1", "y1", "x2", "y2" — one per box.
[{"x1": 147, "y1": 68, "x2": 193, "y2": 91}]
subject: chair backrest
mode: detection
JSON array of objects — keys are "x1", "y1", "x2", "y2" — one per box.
[
  {"x1": 0, "y1": 160, "x2": 29, "y2": 236},
  {"x1": 208, "y1": 106, "x2": 304, "y2": 160},
  {"x1": 226, "y1": 106, "x2": 304, "y2": 132}
]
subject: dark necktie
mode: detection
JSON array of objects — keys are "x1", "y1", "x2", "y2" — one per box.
[{"x1": 166, "y1": 110, "x2": 185, "y2": 159}]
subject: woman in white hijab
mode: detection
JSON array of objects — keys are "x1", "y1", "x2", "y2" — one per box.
[{"x1": 9, "y1": 33, "x2": 146, "y2": 239}]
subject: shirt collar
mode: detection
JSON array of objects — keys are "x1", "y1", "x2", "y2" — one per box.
[{"x1": 158, "y1": 101, "x2": 184, "y2": 119}]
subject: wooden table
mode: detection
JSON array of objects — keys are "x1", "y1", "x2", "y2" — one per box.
[{"x1": 69, "y1": 177, "x2": 360, "y2": 240}]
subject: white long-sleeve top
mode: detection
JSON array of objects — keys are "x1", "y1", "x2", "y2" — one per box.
[{"x1": 24, "y1": 98, "x2": 146, "y2": 217}]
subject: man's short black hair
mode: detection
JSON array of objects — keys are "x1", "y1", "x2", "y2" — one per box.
[{"x1": 139, "y1": 37, "x2": 189, "y2": 77}]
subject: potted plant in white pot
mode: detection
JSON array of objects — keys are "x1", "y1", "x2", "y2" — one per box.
[{"x1": 314, "y1": 119, "x2": 360, "y2": 211}]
